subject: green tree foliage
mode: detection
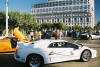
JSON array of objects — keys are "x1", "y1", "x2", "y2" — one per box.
[
  {"x1": 40, "y1": 22, "x2": 67, "y2": 30},
  {"x1": 40, "y1": 22, "x2": 52, "y2": 30},
  {"x1": 94, "y1": 26, "x2": 100, "y2": 30},
  {"x1": 54, "y1": 22, "x2": 67, "y2": 30},
  {"x1": 0, "y1": 11, "x2": 37, "y2": 32},
  {"x1": 0, "y1": 11, "x2": 6, "y2": 29},
  {"x1": 97, "y1": 21, "x2": 100, "y2": 27},
  {"x1": 72, "y1": 25, "x2": 83, "y2": 31},
  {"x1": 84, "y1": 26, "x2": 92, "y2": 31},
  {"x1": 94, "y1": 21, "x2": 100, "y2": 30}
]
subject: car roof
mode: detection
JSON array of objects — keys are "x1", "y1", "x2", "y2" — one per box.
[{"x1": 35, "y1": 39, "x2": 66, "y2": 43}]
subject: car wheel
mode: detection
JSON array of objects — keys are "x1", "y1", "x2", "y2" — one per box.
[
  {"x1": 80, "y1": 50, "x2": 91, "y2": 62},
  {"x1": 27, "y1": 54, "x2": 43, "y2": 67}
]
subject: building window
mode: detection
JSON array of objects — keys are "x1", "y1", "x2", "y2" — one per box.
[
  {"x1": 74, "y1": 18, "x2": 77, "y2": 22},
  {"x1": 86, "y1": 17, "x2": 89, "y2": 22},
  {"x1": 68, "y1": 18, "x2": 71, "y2": 22},
  {"x1": 80, "y1": 18, "x2": 83, "y2": 22},
  {"x1": 63, "y1": 18, "x2": 65, "y2": 22},
  {"x1": 57, "y1": 18, "x2": 59, "y2": 22},
  {"x1": 42, "y1": 19, "x2": 44, "y2": 23},
  {"x1": 52, "y1": 19, "x2": 54, "y2": 22}
]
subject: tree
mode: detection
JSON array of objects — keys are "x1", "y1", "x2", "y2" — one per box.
[
  {"x1": 0, "y1": 11, "x2": 6, "y2": 30},
  {"x1": 94, "y1": 21, "x2": 100, "y2": 30},
  {"x1": 0, "y1": 11, "x2": 37, "y2": 34},
  {"x1": 97, "y1": 21, "x2": 100, "y2": 27},
  {"x1": 94, "y1": 26, "x2": 99, "y2": 30},
  {"x1": 72, "y1": 25, "x2": 83, "y2": 31},
  {"x1": 40, "y1": 22, "x2": 52, "y2": 30},
  {"x1": 8, "y1": 11, "x2": 37, "y2": 31},
  {"x1": 84, "y1": 26, "x2": 92, "y2": 31},
  {"x1": 8, "y1": 11, "x2": 20, "y2": 29},
  {"x1": 40, "y1": 22, "x2": 67, "y2": 30},
  {"x1": 52, "y1": 22, "x2": 67, "y2": 30}
]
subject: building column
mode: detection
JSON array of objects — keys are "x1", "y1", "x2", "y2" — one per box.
[
  {"x1": 85, "y1": 17, "x2": 86, "y2": 23},
  {"x1": 83, "y1": 18, "x2": 84, "y2": 23},
  {"x1": 79, "y1": 18, "x2": 80, "y2": 23},
  {"x1": 61, "y1": 18, "x2": 63, "y2": 22},
  {"x1": 40, "y1": 19, "x2": 42, "y2": 24},
  {"x1": 89, "y1": 17, "x2": 91, "y2": 23},
  {"x1": 73, "y1": 18, "x2": 74, "y2": 23},
  {"x1": 84, "y1": 17, "x2": 87, "y2": 27}
]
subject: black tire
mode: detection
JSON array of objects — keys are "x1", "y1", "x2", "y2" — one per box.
[
  {"x1": 80, "y1": 49, "x2": 92, "y2": 62},
  {"x1": 26, "y1": 54, "x2": 44, "y2": 67}
]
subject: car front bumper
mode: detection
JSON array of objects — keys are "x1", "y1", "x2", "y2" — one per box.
[
  {"x1": 92, "y1": 50, "x2": 97, "y2": 58},
  {"x1": 14, "y1": 54, "x2": 26, "y2": 63}
]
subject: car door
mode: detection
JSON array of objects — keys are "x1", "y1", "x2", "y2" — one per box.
[
  {"x1": 92, "y1": 33, "x2": 100, "y2": 39},
  {"x1": 48, "y1": 42, "x2": 77, "y2": 63}
]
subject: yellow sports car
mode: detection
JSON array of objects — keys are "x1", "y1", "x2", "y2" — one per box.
[
  {"x1": 0, "y1": 37, "x2": 17, "y2": 52},
  {"x1": 0, "y1": 27, "x2": 29, "y2": 53}
]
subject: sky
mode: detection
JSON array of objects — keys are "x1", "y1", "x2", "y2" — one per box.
[{"x1": 0, "y1": 0, "x2": 100, "y2": 23}]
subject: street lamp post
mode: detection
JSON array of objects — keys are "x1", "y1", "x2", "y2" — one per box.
[{"x1": 6, "y1": 0, "x2": 9, "y2": 36}]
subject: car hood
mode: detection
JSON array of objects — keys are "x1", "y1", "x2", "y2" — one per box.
[{"x1": 17, "y1": 42, "x2": 33, "y2": 48}]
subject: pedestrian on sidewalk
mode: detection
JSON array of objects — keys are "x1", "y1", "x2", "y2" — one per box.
[{"x1": 30, "y1": 31, "x2": 34, "y2": 41}]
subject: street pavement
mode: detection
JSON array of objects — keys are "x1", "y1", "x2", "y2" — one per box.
[{"x1": 0, "y1": 37, "x2": 100, "y2": 67}]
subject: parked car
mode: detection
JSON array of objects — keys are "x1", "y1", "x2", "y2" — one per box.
[
  {"x1": 0, "y1": 36, "x2": 17, "y2": 52},
  {"x1": 80, "y1": 33, "x2": 100, "y2": 40},
  {"x1": 0, "y1": 27, "x2": 28, "y2": 53},
  {"x1": 14, "y1": 40, "x2": 97, "y2": 67}
]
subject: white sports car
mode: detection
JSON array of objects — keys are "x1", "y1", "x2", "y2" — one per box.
[
  {"x1": 80, "y1": 33, "x2": 100, "y2": 40},
  {"x1": 14, "y1": 40, "x2": 97, "y2": 67}
]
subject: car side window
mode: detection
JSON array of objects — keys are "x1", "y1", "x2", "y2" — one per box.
[
  {"x1": 49, "y1": 42, "x2": 65, "y2": 48},
  {"x1": 49, "y1": 42, "x2": 78, "y2": 49},
  {"x1": 49, "y1": 42, "x2": 58, "y2": 48},
  {"x1": 64, "y1": 42, "x2": 78, "y2": 49}
]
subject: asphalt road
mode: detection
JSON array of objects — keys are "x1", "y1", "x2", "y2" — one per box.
[{"x1": 0, "y1": 39, "x2": 100, "y2": 67}]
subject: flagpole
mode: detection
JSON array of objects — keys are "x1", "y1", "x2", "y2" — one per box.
[
  {"x1": 57, "y1": 0, "x2": 59, "y2": 23},
  {"x1": 70, "y1": 7, "x2": 72, "y2": 30},
  {"x1": 71, "y1": 13, "x2": 72, "y2": 30},
  {"x1": 6, "y1": 0, "x2": 9, "y2": 36}
]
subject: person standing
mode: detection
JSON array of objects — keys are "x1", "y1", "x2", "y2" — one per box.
[
  {"x1": 76, "y1": 31, "x2": 80, "y2": 40},
  {"x1": 30, "y1": 31, "x2": 34, "y2": 41},
  {"x1": 38, "y1": 31, "x2": 41, "y2": 40},
  {"x1": 58, "y1": 30, "x2": 63, "y2": 40},
  {"x1": 65, "y1": 30, "x2": 68, "y2": 37},
  {"x1": 53, "y1": 31, "x2": 57, "y2": 40}
]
